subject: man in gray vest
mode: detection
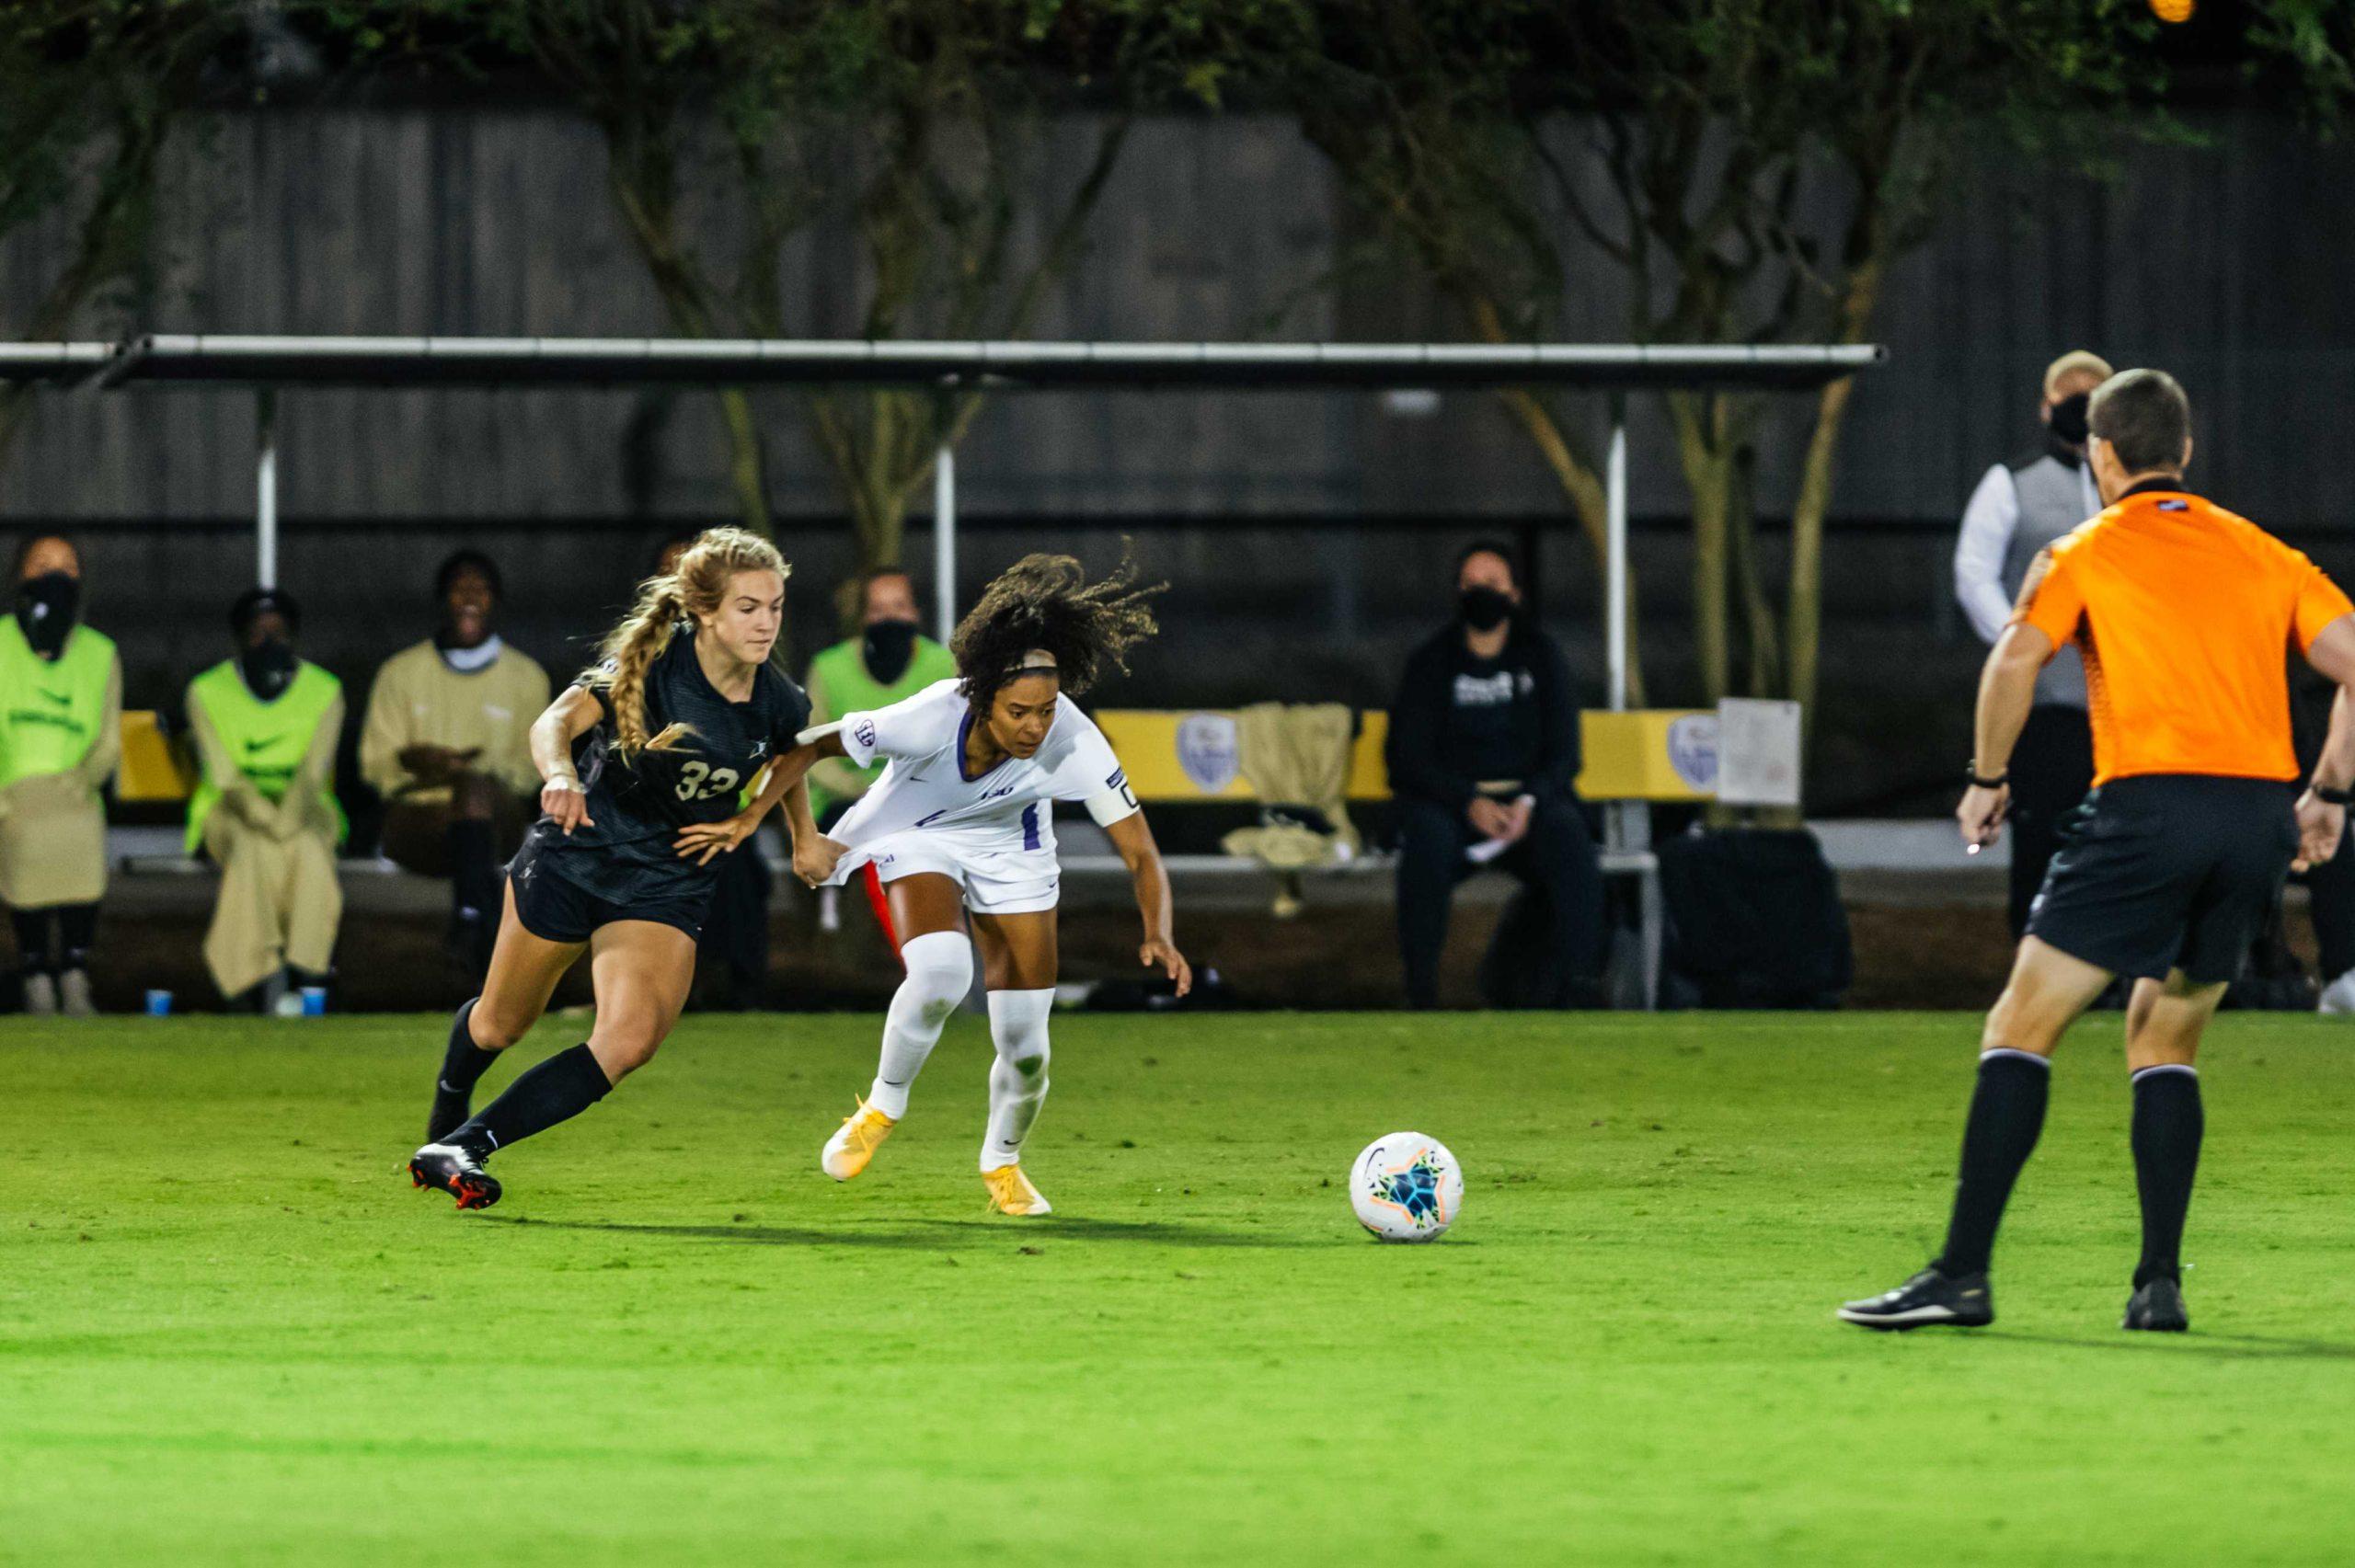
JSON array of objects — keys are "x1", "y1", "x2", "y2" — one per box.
[{"x1": 1953, "y1": 349, "x2": 2111, "y2": 933}]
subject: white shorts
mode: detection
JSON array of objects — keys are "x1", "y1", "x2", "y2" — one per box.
[{"x1": 829, "y1": 826, "x2": 1061, "y2": 916}]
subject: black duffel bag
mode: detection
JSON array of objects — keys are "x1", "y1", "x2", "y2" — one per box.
[{"x1": 1658, "y1": 827, "x2": 1851, "y2": 1009}]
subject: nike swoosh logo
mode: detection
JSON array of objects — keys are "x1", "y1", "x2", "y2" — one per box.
[
  {"x1": 437, "y1": 1080, "x2": 459, "y2": 1093},
  {"x1": 242, "y1": 738, "x2": 275, "y2": 754},
  {"x1": 37, "y1": 689, "x2": 71, "y2": 707}
]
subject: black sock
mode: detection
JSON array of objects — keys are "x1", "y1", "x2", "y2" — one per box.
[
  {"x1": 1934, "y1": 1049, "x2": 2051, "y2": 1278},
  {"x1": 447, "y1": 820, "x2": 499, "y2": 925},
  {"x1": 2130, "y1": 1065, "x2": 2203, "y2": 1288},
  {"x1": 11, "y1": 909, "x2": 55, "y2": 977},
  {"x1": 451, "y1": 1043, "x2": 612, "y2": 1157},
  {"x1": 437, "y1": 999, "x2": 498, "y2": 1094},
  {"x1": 55, "y1": 903, "x2": 97, "y2": 971}
]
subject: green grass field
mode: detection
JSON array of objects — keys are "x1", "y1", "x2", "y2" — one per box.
[{"x1": 6, "y1": 1010, "x2": 2354, "y2": 1564}]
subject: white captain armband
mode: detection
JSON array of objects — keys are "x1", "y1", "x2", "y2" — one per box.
[
  {"x1": 795, "y1": 720, "x2": 844, "y2": 747},
  {"x1": 1085, "y1": 767, "x2": 1142, "y2": 827}
]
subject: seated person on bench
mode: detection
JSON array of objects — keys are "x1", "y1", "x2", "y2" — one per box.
[
  {"x1": 0, "y1": 533, "x2": 121, "y2": 1015},
  {"x1": 1385, "y1": 541, "x2": 1603, "y2": 1010},
  {"x1": 359, "y1": 550, "x2": 549, "y2": 978},
  {"x1": 185, "y1": 588, "x2": 346, "y2": 1011}
]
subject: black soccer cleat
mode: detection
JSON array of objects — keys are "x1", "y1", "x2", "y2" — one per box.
[
  {"x1": 1837, "y1": 1266, "x2": 1994, "y2": 1331},
  {"x1": 2123, "y1": 1276, "x2": 2189, "y2": 1333},
  {"x1": 427, "y1": 1080, "x2": 473, "y2": 1145},
  {"x1": 409, "y1": 1142, "x2": 501, "y2": 1211}
]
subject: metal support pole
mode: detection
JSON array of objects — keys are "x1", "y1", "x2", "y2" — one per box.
[
  {"x1": 933, "y1": 434, "x2": 956, "y2": 636},
  {"x1": 256, "y1": 388, "x2": 279, "y2": 589},
  {"x1": 1601, "y1": 397, "x2": 1657, "y2": 1009},
  {"x1": 1605, "y1": 397, "x2": 1628, "y2": 713}
]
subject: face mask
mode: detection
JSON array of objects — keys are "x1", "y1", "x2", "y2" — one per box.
[
  {"x1": 239, "y1": 638, "x2": 298, "y2": 700},
  {"x1": 2049, "y1": 392, "x2": 2091, "y2": 448},
  {"x1": 862, "y1": 619, "x2": 919, "y2": 685},
  {"x1": 1458, "y1": 585, "x2": 1514, "y2": 633},
  {"x1": 14, "y1": 572, "x2": 79, "y2": 658}
]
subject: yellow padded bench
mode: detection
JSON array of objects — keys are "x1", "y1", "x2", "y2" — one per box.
[
  {"x1": 1086, "y1": 707, "x2": 1708, "y2": 1010},
  {"x1": 1088, "y1": 708, "x2": 1716, "y2": 804},
  {"x1": 117, "y1": 710, "x2": 197, "y2": 803}
]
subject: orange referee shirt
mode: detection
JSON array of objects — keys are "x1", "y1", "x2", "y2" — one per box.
[{"x1": 2012, "y1": 486, "x2": 2354, "y2": 787}]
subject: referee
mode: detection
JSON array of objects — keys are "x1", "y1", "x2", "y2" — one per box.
[
  {"x1": 1953, "y1": 350, "x2": 2109, "y2": 933},
  {"x1": 1843, "y1": 369, "x2": 2355, "y2": 1334}
]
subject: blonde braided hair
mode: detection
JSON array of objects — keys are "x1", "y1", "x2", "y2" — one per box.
[{"x1": 588, "y1": 526, "x2": 790, "y2": 758}]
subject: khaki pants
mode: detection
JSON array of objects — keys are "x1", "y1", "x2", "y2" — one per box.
[
  {"x1": 201, "y1": 811, "x2": 342, "y2": 998},
  {"x1": 0, "y1": 774, "x2": 109, "y2": 909}
]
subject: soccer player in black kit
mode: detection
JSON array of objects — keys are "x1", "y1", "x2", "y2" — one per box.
[{"x1": 409, "y1": 528, "x2": 823, "y2": 1209}]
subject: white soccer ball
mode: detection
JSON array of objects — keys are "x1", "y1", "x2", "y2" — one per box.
[{"x1": 1350, "y1": 1131, "x2": 1464, "y2": 1242}]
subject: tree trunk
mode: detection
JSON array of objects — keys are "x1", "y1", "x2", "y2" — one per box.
[
  {"x1": 1726, "y1": 440, "x2": 1779, "y2": 698},
  {"x1": 715, "y1": 388, "x2": 773, "y2": 538},
  {"x1": 601, "y1": 139, "x2": 777, "y2": 542},
  {"x1": 1670, "y1": 394, "x2": 1729, "y2": 704},
  {"x1": 1491, "y1": 388, "x2": 1648, "y2": 706},
  {"x1": 1465, "y1": 297, "x2": 1646, "y2": 704},
  {"x1": 1786, "y1": 257, "x2": 1885, "y2": 722},
  {"x1": 0, "y1": 96, "x2": 170, "y2": 478}
]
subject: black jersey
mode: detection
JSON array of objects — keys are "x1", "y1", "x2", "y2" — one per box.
[{"x1": 532, "y1": 627, "x2": 810, "y2": 905}]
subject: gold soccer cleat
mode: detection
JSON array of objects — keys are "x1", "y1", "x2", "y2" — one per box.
[
  {"x1": 821, "y1": 1099, "x2": 898, "y2": 1182},
  {"x1": 981, "y1": 1164, "x2": 1052, "y2": 1217}
]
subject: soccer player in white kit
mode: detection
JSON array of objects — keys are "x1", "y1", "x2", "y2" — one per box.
[{"x1": 748, "y1": 555, "x2": 1190, "y2": 1215}]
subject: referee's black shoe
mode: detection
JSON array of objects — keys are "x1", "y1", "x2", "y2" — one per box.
[
  {"x1": 409, "y1": 1141, "x2": 502, "y2": 1211},
  {"x1": 1837, "y1": 1266, "x2": 1993, "y2": 1331},
  {"x1": 2123, "y1": 1275, "x2": 2189, "y2": 1333}
]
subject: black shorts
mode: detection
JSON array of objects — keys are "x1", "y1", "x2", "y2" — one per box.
[
  {"x1": 508, "y1": 829, "x2": 709, "y2": 944},
  {"x1": 2026, "y1": 774, "x2": 2298, "y2": 985}
]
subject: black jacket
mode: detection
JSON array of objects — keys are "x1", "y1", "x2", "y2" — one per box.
[{"x1": 1384, "y1": 621, "x2": 1580, "y2": 811}]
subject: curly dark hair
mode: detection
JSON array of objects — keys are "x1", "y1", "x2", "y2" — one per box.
[{"x1": 951, "y1": 553, "x2": 1163, "y2": 713}]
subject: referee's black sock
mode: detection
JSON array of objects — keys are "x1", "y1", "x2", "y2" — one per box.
[
  {"x1": 1933, "y1": 1048, "x2": 2051, "y2": 1279},
  {"x1": 2130, "y1": 1064, "x2": 2203, "y2": 1288},
  {"x1": 450, "y1": 1043, "x2": 612, "y2": 1158}
]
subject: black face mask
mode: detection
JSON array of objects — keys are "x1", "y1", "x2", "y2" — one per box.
[
  {"x1": 15, "y1": 572, "x2": 79, "y2": 659},
  {"x1": 862, "y1": 619, "x2": 920, "y2": 685},
  {"x1": 239, "y1": 638, "x2": 298, "y2": 701},
  {"x1": 2049, "y1": 392, "x2": 2091, "y2": 449},
  {"x1": 1458, "y1": 585, "x2": 1515, "y2": 634}
]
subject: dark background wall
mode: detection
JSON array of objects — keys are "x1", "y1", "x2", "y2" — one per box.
[{"x1": 6, "y1": 106, "x2": 2353, "y2": 814}]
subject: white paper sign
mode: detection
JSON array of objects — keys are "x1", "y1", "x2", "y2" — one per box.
[{"x1": 1716, "y1": 698, "x2": 1802, "y2": 807}]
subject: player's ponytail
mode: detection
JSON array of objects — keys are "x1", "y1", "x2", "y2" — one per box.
[
  {"x1": 592, "y1": 578, "x2": 692, "y2": 759},
  {"x1": 588, "y1": 526, "x2": 791, "y2": 759}
]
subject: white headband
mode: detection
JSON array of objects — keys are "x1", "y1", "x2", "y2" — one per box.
[{"x1": 1015, "y1": 648, "x2": 1059, "y2": 673}]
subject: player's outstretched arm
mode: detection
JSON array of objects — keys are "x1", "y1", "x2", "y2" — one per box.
[
  {"x1": 1107, "y1": 808, "x2": 1190, "y2": 997},
  {"x1": 2293, "y1": 613, "x2": 2355, "y2": 869},
  {"x1": 531, "y1": 685, "x2": 605, "y2": 835},
  {"x1": 672, "y1": 731, "x2": 845, "y2": 867},
  {"x1": 1959, "y1": 622, "x2": 2051, "y2": 853}
]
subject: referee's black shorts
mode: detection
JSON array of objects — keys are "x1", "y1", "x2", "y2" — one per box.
[{"x1": 2026, "y1": 773, "x2": 2298, "y2": 985}]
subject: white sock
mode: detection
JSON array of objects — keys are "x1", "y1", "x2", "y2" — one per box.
[
  {"x1": 981, "y1": 989, "x2": 1053, "y2": 1172},
  {"x1": 867, "y1": 931, "x2": 971, "y2": 1120}
]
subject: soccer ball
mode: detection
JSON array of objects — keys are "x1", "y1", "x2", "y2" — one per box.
[{"x1": 1349, "y1": 1132, "x2": 1464, "y2": 1242}]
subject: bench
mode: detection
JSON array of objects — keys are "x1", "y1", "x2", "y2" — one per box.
[
  {"x1": 1068, "y1": 708, "x2": 1716, "y2": 1009},
  {"x1": 115, "y1": 704, "x2": 1714, "y2": 1007}
]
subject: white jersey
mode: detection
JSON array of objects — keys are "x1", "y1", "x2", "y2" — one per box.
[{"x1": 825, "y1": 680, "x2": 1139, "y2": 857}]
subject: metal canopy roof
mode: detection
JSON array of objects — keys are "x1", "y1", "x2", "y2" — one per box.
[{"x1": 86, "y1": 334, "x2": 1883, "y2": 391}]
